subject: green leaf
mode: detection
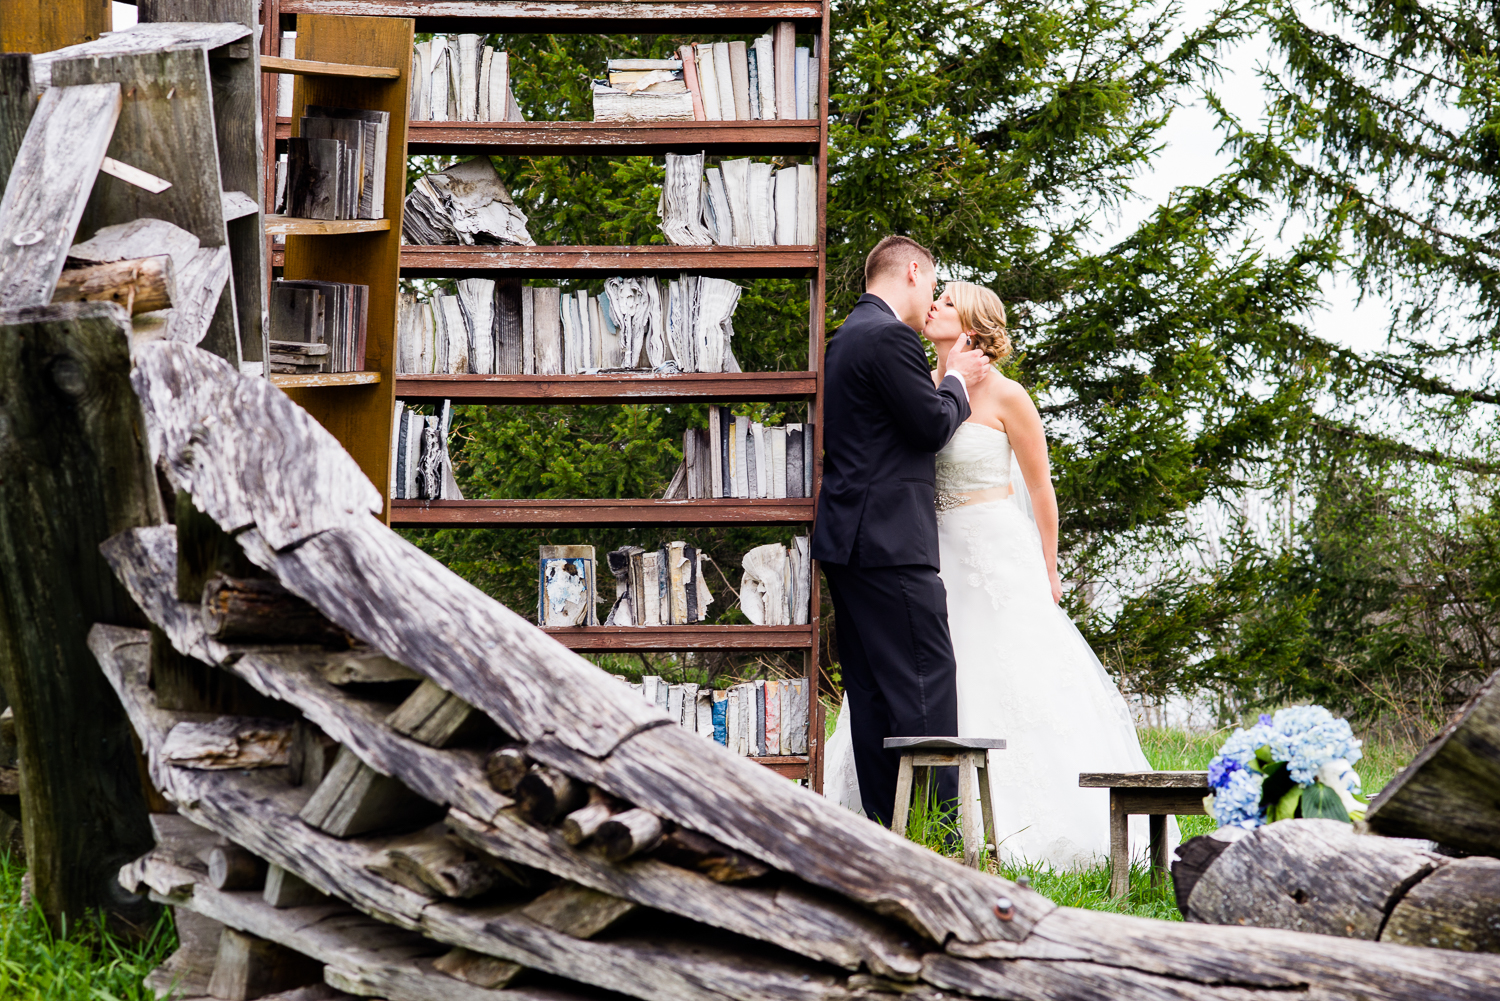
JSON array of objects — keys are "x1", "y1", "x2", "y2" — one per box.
[
  {"x1": 1255, "y1": 745, "x2": 1275, "y2": 767},
  {"x1": 1301, "y1": 782, "x2": 1351, "y2": 823},
  {"x1": 1259, "y1": 760, "x2": 1296, "y2": 815},
  {"x1": 1272, "y1": 785, "x2": 1302, "y2": 822}
]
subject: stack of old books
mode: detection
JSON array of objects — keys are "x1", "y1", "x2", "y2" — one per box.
[
  {"x1": 275, "y1": 106, "x2": 391, "y2": 221},
  {"x1": 739, "y1": 539, "x2": 813, "y2": 627},
  {"x1": 660, "y1": 153, "x2": 817, "y2": 246},
  {"x1": 616, "y1": 675, "x2": 811, "y2": 756},
  {"x1": 396, "y1": 274, "x2": 745, "y2": 375},
  {"x1": 401, "y1": 158, "x2": 534, "y2": 247},
  {"x1": 269, "y1": 278, "x2": 369, "y2": 374},
  {"x1": 601, "y1": 543, "x2": 714, "y2": 627},
  {"x1": 539, "y1": 545, "x2": 600, "y2": 628},
  {"x1": 410, "y1": 35, "x2": 522, "y2": 122},
  {"x1": 592, "y1": 22, "x2": 820, "y2": 123},
  {"x1": 668, "y1": 409, "x2": 814, "y2": 500},
  {"x1": 390, "y1": 400, "x2": 462, "y2": 501}
]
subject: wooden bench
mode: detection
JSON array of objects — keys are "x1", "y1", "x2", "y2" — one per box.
[
  {"x1": 887, "y1": 736, "x2": 1005, "y2": 869},
  {"x1": 1079, "y1": 771, "x2": 1210, "y2": 897}
]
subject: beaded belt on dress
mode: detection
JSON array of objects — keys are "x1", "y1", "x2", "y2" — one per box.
[{"x1": 935, "y1": 485, "x2": 1014, "y2": 512}]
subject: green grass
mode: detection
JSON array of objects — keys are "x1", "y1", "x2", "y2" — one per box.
[
  {"x1": 0, "y1": 853, "x2": 176, "y2": 1001},
  {"x1": 903, "y1": 726, "x2": 1422, "y2": 919}
]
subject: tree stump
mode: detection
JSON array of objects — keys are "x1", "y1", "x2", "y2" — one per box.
[{"x1": 0, "y1": 301, "x2": 163, "y2": 930}]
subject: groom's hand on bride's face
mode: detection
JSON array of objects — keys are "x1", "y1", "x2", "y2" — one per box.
[{"x1": 946, "y1": 341, "x2": 991, "y2": 385}]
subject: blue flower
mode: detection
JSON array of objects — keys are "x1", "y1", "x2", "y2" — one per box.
[
  {"x1": 1209, "y1": 767, "x2": 1265, "y2": 829},
  {"x1": 1267, "y1": 706, "x2": 1363, "y2": 785},
  {"x1": 1259, "y1": 713, "x2": 1273, "y2": 726},
  {"x1": 1207, "y1": 755, "x2": 1243, "y2": 790}
]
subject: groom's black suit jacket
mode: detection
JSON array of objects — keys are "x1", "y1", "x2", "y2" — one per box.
[{"x1": 812, "y1": 294, "x2": 971, "y2": 570}]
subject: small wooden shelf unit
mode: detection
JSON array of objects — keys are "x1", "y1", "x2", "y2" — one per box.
[{"x1": 259, "y1": 0, "x2": 830, "y2": 787}]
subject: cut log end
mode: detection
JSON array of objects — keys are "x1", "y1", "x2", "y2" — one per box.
[
  {"x1": 597, "y1": 808, "x2": 665, "y2": 862},
  {"x1": 515, "y1": 765, "x2": 585, "y2": 824},
  {"x1": 52, "y1": 255, "x2": 174, "y2": 315},
  {"x1": 209, "y1": 844, "x2": 268, "y2": 891}
]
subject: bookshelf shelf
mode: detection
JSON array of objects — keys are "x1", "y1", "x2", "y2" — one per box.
[
  {"x1": 277, "y1": 118, "x2": 822, "y2": 155},
  {"x1": 272, "y1": 244, "x2": 818, "y2": 273},
  {"x1": 543, "y1": 624, "x2": 814, "y2": 651},
  {"x1": 391, "y1": 497, "x2": 815, "y2": 527},
  {"x1": 261, "y1": 55, "x2": 399, "y2": 78},
  {"x1": 269, "y1": 371, "x2": 383, "y2": 388},
  {"x1": 265, "y1": 215, "x2": 392, "y2": 236},
  {"x1": 277, "y1": 1, "x2": 822, "y2": 33},
  {"x1": 394, "y1": 371, "x2": 816, "y2": 404}
]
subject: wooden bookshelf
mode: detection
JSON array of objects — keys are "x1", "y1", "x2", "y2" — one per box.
[
  {"x1": 260, "y1": 0, "x2": 831, "y2": 787},
  {"x1": 264, "y1": 215, "x2": 392, "y2": 236},
  {"x1": 270, "y1": 370, "x2": 382, "y2": 388}
]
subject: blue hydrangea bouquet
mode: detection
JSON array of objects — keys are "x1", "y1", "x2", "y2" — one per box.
[{"x1": 1205, "y1": 706, "x2": 1367, "y2": 829}]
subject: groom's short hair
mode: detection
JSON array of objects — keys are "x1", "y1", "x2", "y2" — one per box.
[{"x1": 865, "y1": 235, "x2": 934, "y2": 287}]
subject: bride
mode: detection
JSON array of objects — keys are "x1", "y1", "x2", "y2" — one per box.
[{"x1": 823, "y1": 281, "x2": 1172, "y2": 870}]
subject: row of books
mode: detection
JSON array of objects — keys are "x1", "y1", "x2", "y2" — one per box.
[
  {"x1": 618, "y1": 676, "x2": 811, "y2": 756},
  {"x1": 591, "y1": 24, "x2": 818, "y2": 123},
  {"x1": 276, "y1": 107, "x2": 392, "y2": 221},
  {"x1": 601, "y1": 544, "x2": 715, "y2": 627},
  {"x1": 661, "y1": 153, "x2": 816, "y2": 246},
  {"x1": 669, "y1": 409, "x2": 814, "y2": 500},
  {"x1": 396, "y1": 273, "x2": 744, "y2": 376},
  {"x1": 391, "y1": 400, "x2": 462, "y2": 500},
  {"x1": 402, "y1": 158, "x2": 534, "y2": 247},
  {"x1": 410, "y1": 36, "x2": 523, "y2": 123},
  {"x1": 269, "y1": 279, "x2": 369, "y2": 374},
  {"x1": 739, "y1": 540, "x2": 813, "y2": 627}
]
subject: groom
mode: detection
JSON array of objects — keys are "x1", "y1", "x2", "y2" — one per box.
[{"x1": 813, "y1": 236, "x2": 991, "y2": 825}]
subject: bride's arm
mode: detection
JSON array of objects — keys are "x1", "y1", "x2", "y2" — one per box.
[{"x1": 997, "y1": 381, "x2": 1062, "y2": 603}]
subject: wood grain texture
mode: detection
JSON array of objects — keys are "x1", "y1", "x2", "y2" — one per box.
[
  {"x1": 264, "y1": 216, "x2": 392, "y2": 235},
  {"x1": 0, "y1": 301, "x2": 160, "y2": 932},
  {"x1": 1365, "y1": 667, "x2": 1500, "y2": 855},
  {"x1": 1382, "y1": 856, "x2": 1500, "y2": 952},
  {"x1": 53, "y1": 255, "x2": 175, "y2": 314},
  {"x1": 268, "y1": 371, "x2": 381, "y2": 388},
  {"x1": 391, "y1": 498, "x2": 815, "y2": 527},
  {"x1": 262, "y1": 56, "x2": 400, "y2": 79},
  {"x1": 1079, "y1": 771, "x2": 1210, "y2": 789},
  {"x1": 392, "y1": 371, "x2": 817, "y2": 404},
  {"x1": 0, "y1": 54, "x2": 36, "y2": 195},
  {"x1": 0, "y1": 0, "x2": 109, "y2": 61},
  {"x1": 0, "y1": 82, "x2": 119, "y2": 308},
  {"x1": 1184, "y1": 819, "x2": 1442, "y2": 938},
  {"x1": 30, "y1": 22, "x2": 251, "y2": 90},
  {"x1": 131, "y1": 342, "x2": 381, "y2": 549}
]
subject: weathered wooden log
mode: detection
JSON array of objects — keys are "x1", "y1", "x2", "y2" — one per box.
[
  {"x1": 144, "y1": 904, "x2": 222, "y2": 999},
  {"x1": 206, "y1": 926, "x2": 324, "y2": 1000},
  {"x1": 597, "y1": 809, "x2": 665, "y2": 862},
  {"x1": 262, "y1": 864, "x2": 328, "y2": 909},
  {"x1": 386, "y1": 679, "x2": 488, "y2": 748},
  {"x1": 162, "y1": 716, "x2": 293, "y2": 770},
  {"x1": 1366, "y1": 667, "x2": 1500, "y2": 855},
  {"x1": 561, "y1": 799, "x2": 615, "y2": 846},
  {"x1": 299, "y1": 746, "x2": 442, "y2": 838},
  {"x1": 1171, "y1": 828, "x2": 1247, "y2": 915},
  {"x1": 202, "y1": 574, "x2": 344, "y2": 644},
  {"x1": 53, "y1": 255, "x2": 175, "y2": 314},
  {"x1": 1184, "y1": 819, "x2": 1443, "y2": 938},
  {"x1": 0, "y1": 302, "x2": 161, "y2": 931},
  {"x1": 521, "y1": 883, "x2": 637, "y2": 939},
  {"x1": 431, "y1": 947, "x2": 523, "y2": 989},
  {"x1": 290, "y1": 720, "x2": 340, "y2": 789},
  {"x1": 1382, "y1": 856, "x2": 1500, "y2": 952},
  {"x1": 209, "y1": 844, "x2": 268, "y2": 890},
  {"x1": 517, "y1": 765, "x2": 588, "y2": 824},
  {"x1": 366, "y1": 828, "x2": 500, "y2": 900},
  {"x1": 318, "y1": 649, "x2": 418, "y2": 685},
  {"x1": 650, "y1": 828, "x2": 770, "y2": 884},
  {"x1": 485, "y1": 746, "x2": 530, "y2": 795}
]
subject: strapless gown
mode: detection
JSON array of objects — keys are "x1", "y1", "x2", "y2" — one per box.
[{"x1": 823, "y1": 422, "x2": 1175, "y2": 869}]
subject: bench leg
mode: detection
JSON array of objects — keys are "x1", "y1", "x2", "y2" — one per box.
[
  {"x1": 957, "y1": 753, "x2": 984, "y2": 869},
  {"x1": 1109, "y1": 790, "x2": 1129, "y2": 899},
  {"x1": 891, "y1": 756, "x2": 915, "y2": 836},
  {"x1": 1149, "y1": 813, "x2": 1167, "y2": 888},
  {"x1": 976, "y1": 753, "x2": 996, "y2": 851}
]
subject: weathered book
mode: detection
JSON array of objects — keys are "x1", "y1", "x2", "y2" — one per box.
[
  {"x1": 285, "y1": 137, "x2": 343, "y2": 219},
  {"x1": 740, "y1": 543, "x2": 789, "y2": 626},
  {"x1": 457, "y1": 277, "x2": 496, "y2": 374},
  {"x1": 432, "y1": 294, "x2": 467, "y2": 374},
  {"x1": 696, "y1": 689, "x2": 715, "y2": 738},
  {"x1": 391, "y1": 401, "x2": 406, "y2": 498},
  {"x1": 428, "y1": 36, "x2": 449, "y2": 121},
  {"x1": 304, "y1": 106, "x2": 389, "y2": 219},
  {"x1": 809, "y1": 55, "x2": 820, "y2": 119},
  {"x1": 593, "y1": 295, "x2": 617, "y2": 368},
  {"x1": 270, "y1": 282, "x2": 321, "y2": 345},
  {"x1": 487, "y1": 50, "x2": 509, "y2": 123},
  {"x1": 764, "y1": 679, "x2": 780, "y2": 756},
  {"x1": 279, "y1": 31, "x2": 297, "y2": 116},
  {"x1": 720, "y1": 158, "x2": 749, "y2": 246},
  {"x1": 455, "y1": 34, "x2": 480, "y2": 121},
  {"x1": 748, "y1": 162, "x2": 775, "y2": 245},
  {"x1": 803, "y1": 421, "x2": 815, "y2": 497},
  {"x1": 592, "y1": 88, "x2": 694, "y2": 122},
  {"x1": 727, "y1": 41, "x2": 751, "y2": 119},
  {"x1": 795, "y1": 46, "x2": 809, "y2": 119},
  {"x1": 740, "y1": 683, "x2": 756, "y2": 756},
  {"x1": 692, "y1": 43, "x2": 721, "y2": 121},
  {"x1": 299, "y1": 117, "x2": 365, "y2": 217},
  {"x1": 666, "y1": 684, "x2": 685, "y2": 726},
  {"x1": 695, "y1": 550, "x2": 713, "y2": 624},
  {"x1": 774, "y1": 21, "x2": 797, "y2": 120},
  {"x1": 521, "y1": 284, "x2": 536, "y2": 374},
  {"x1": 749, "y1": 422, "x2": 769, "y2": 498},
  {"x1": 667, "y1": 541, "x2": 689, "y2": 625},
  {"x1": 708, "y1": 407, "x2": 723, "y2": 499},
  {"x1": 401, "y1": 409, "x2": 422, "y2": 500},
  {"x1": 790, "y1": 535, "x2": 811, "y2": 626},
  {"x1": 785, "y1": 678, "x2": 809, "y2": 754},
  {"x1": 797, "y1": 164, "x2": 817, "y2": 245},
  {"x1": 770, "y1": 426, "x2": 788, "y2": 499},
  {"x1": 538, "y1": 545, "x2": 597, "y2": 628},
  {"x1": 639, "y1": 549, "x2": 662, "y2": 626},
  {"x1": 725, "y1": 685, "x2": 741, "y2": 753},
  {"x1": 719, "y1": 406, "x2": 733, "y2": 498},
  {"x1": 746, "y1": 46, "x2": 761, "y2": 120},
  {"x1": 410, "y1": 39, "x2": 429, "y2": 120},
  {"x1": 586, "y1": 291, "x2": 604, "y2": 368},
  {"x1": 678, "y1": 44, "x2": 707, "y2": 121},
  {"x1": 712, "y1": 690, "x2": 729, "y2": 746},
  {"x1": 533, "y1": 286, "x2": 563, "y2": 376},
  {"x1": 497, "y1": 278, "x2": 523, "y2": 374},
  {"x1": 786, "y1": 424, "x2": 805, "y2": 498},
  {"x1": 754, "y1": 680, "x2": 767, "y2": 756},
  {"x1": 603, "y1": 545, "x2": 641, "y2": 626},
  {"x1": 774, "y1": 167, "x2": 798, "y2": 245},
  {"x1": 682, "y1": 428, "x2": 699, "y2": 500},
  {"x1": 641, "y1": 675, "x2": 668, "y2": 712},
  {"x1": 735, "y1": 416, "x2": 751, "y2": 499},
  {"x1": 754, "y1": 33, "x2": 776, "y2": 119},
  {"x1": 559, "y1": 289, "x2": 578, "y2": 374}
]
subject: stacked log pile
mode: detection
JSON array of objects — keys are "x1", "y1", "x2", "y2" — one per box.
[
  {"x1": 90, "y1": 339, "x2": 1500, "y2": 999},
  {"x1": 1175, "y1": 672, "x2": 1500, "y2": 954}
]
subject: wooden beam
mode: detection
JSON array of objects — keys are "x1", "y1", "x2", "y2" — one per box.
[
  {"x1": 261, "y1": 56, "x2": 399, "y2": 79},
  {"x1": 299, "y1": 745, "x2": 442, "y2": 838},
  {"x1": 0, "y1": 301, "x2": 161, "y2": 932},
  {"x1": 0, "y1": 0, "x2": 109, "y2": 56},
  {"x1": 206, "y1": 926, "x2": 324, "y2": 1000},
  {"x1": 0, "y1": 54, "x2": 36, "y2": 192},
  {"x1": 53, "y1": 255, "x2": 175, "y2": 314}
]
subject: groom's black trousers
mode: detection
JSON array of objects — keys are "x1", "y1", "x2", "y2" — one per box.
[{"x1": 823, "y1": 560, "x2": 960, "y2": 827}]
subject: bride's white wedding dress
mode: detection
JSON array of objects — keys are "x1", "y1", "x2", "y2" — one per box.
[{"x1": 824, "y1": 422, "x2": 1174, "y2": 869}]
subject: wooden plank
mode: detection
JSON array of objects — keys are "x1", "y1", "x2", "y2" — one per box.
[
  {"x1": 391, "y1": 498, "x2": 816, "y2": 527},
  {"x1": 275, "y1": 0, "x2": 823, "y2": 31},
  {"x1": 384, "y1": 680, "x2": 481, "y2": 748},
  {"x1": 366, "y1": 827, "x2": 501, "y2": 899},
  {"x1": 543, "y1": 625, "x2": 814, "y2": 652},
  {"x1": 400, "y1": 120, "x2": 821, "y2": 155},
  {"x1": 299, "y1": 745, "x2": 442, "y2": 838},
  {"x1": 280, "y1": 13, "x2": 411, "y2": 525},
  {"x1": 0, "y1": 0, "x2": 109, "y2": 58},
  {"x1": 264, "y1": 216, "x2": 392, "y2": 235},
  {"x1": 0, "y1": 82, "x2": 119, "y2": 307},
  {"x1": 30, "y1": 22, "x2": 251, "y2": 90},
  {"x1": 1382, "y1": 856, "x2": 1500, "y2": 952},
  {"x1": 262, "y1": 56, "x2": 400, "y2": 79},
  {"x1": 1366, "y1": 666, "x2": 1500, "y2": 855},
  {"x1": 1079, "y1": 771, "x2": 1210, "y2": 789},
  {"x1": 268, "y1": 371, "x2": 381, "y2": 388},
  {"x1": 0, "y1": 301, "x2": 161, "y2": 932},
  {"x1": 0, "y1": 54, "x2": 36, "y2": 193},
  {"x1": 398, "y1": 244, "x2": 817, "y2": 277},
  {"x1": 393, "y1": 371, "x2": 817, "y2": 404},
  {"x1": 521, "y1": 883, "x2": 636, "y2": 939},
  {"x1": 886, "y1": 737, "x2": 1006, "y2": 751}
]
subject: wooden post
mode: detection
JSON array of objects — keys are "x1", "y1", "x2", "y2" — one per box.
[
  {"x1": 0, "y1": 301, "x2": 163, "y2": 931},
  {"x1": 0, "y1": 54, "x2": 35, "y2": 191},
  {"x1": 0, "y1": 0, "x2": 109, "y2": 56}
]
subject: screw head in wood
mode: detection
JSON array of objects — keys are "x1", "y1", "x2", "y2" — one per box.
[
  {"x1": 994, "y1": 896, "x2": 1014, "y2": 921},
  {"x1": 12, "y1": 230, "x2": 43, "y2": 247}
]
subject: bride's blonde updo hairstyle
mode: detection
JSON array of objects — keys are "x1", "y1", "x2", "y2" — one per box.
[{"x1": 945, "y1": 281, "x2": 1011, "y2": 365}]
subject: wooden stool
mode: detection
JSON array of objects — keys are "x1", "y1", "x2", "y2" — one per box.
[
  {"x1": 1079, "y1": 771, "x2": 1210, "y2": 897},
  {"x1": 886, "y1": 737, "x2": 1005, "y2": 869}
]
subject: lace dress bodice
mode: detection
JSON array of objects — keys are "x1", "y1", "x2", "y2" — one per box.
[{"x1": 936, "y1": 422, "x2": 1013, "y2": 513}]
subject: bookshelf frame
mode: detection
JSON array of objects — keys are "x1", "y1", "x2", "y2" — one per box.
[{"x1": 260, "y1": 0, "x2": 830, "y2": 787}]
